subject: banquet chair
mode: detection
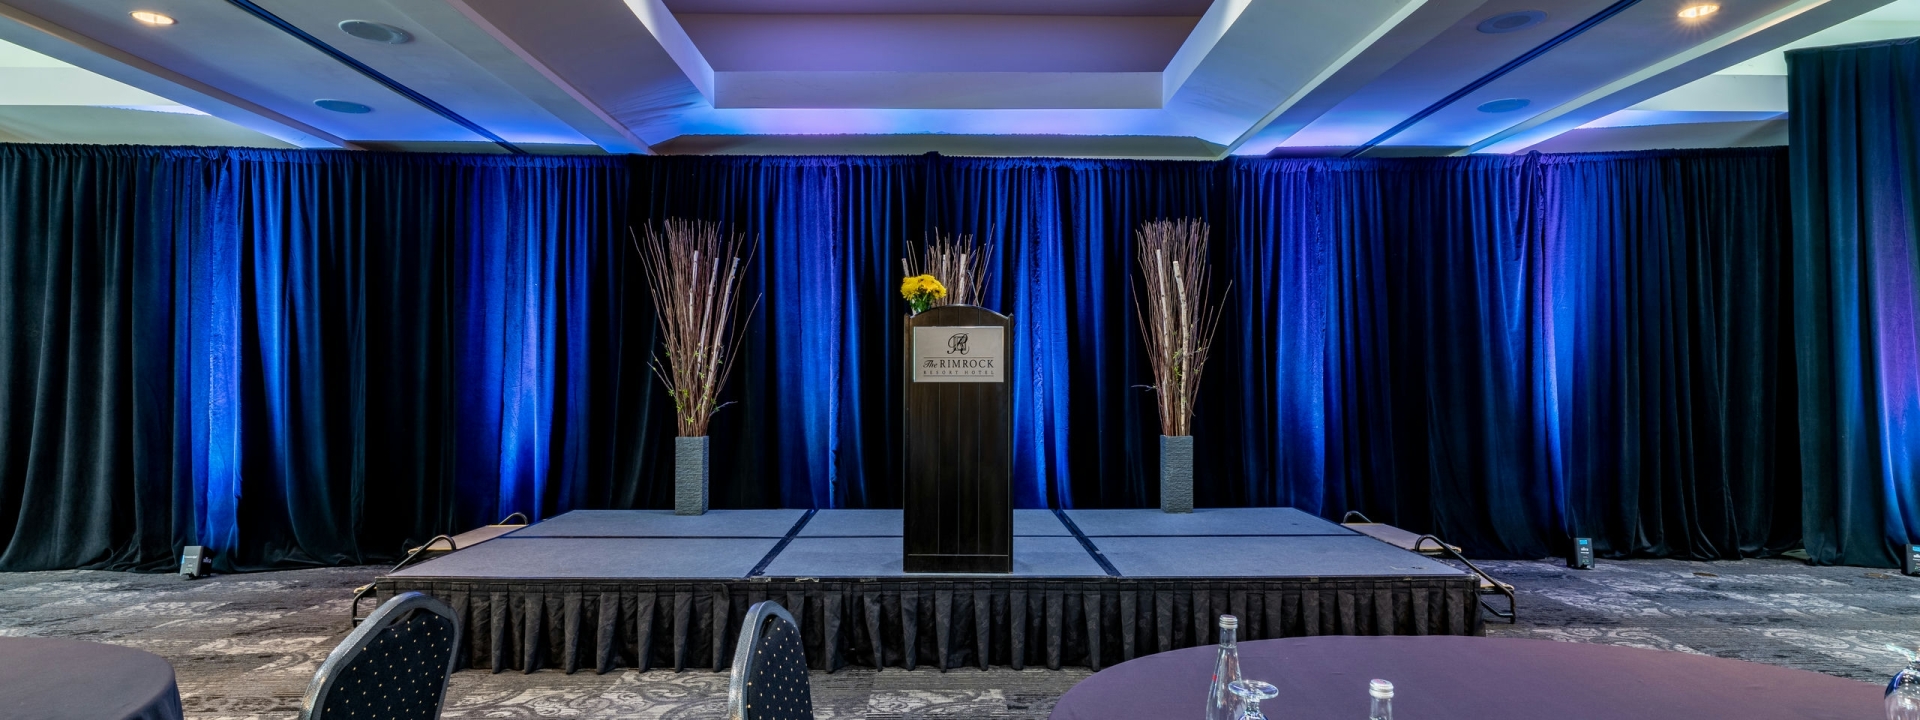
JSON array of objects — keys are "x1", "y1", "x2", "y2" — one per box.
[
  {"x1": 299, "y1": 591, "x2": 461, "y2": 720},
  {"x1": 727, "y1": 601, "x2": 814, "y2": 720}
]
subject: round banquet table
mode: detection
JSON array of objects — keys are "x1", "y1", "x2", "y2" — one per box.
[
  {"x1": 0, "y1": 637, "x2": 185, "y2": 720},
  {"x1": 1049, "y1": 636, "x2": 1882, "y2": 720}
]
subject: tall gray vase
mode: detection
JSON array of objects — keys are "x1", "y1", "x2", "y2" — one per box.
[
  {"x1": 1160, "y1": 434, "x2": 1194, "y2": 513},
  {"x1": 675, "y1": 436, "x2": 709, "y2": 516}
]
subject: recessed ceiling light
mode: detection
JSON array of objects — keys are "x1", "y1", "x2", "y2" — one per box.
[
  {"x1": 1678, "y1": 4, "x2": 1719, "y2": 18},
  {"x1": 338, "y1": 20, "x2": 413, "y2": 44},
  {"x1": 1477, "y1": 98, "x2": 1531, "y2": 113},
  {"x1": 1477, "y1": 10, "x2": 1546, "y2": 34},
  {"x1": 129, "y1": 11, "x2": 175, "y2": 26},
  {"x1": 314, "y1": 99, "x2": 372, "y2": 114}
]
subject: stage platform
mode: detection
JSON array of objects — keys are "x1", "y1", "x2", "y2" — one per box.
[{"x1": 378, "y1": 508, "x2": 1483, "y2": 674}]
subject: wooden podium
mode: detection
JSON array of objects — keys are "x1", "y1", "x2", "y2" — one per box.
[{"x1": 903, "y1": 305, "x2": 1012, "y2": 573}]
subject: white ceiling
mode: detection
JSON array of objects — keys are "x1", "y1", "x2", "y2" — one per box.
[
  {"x1": 1571, "y1": 0, "x2": 1920, "y2": 139},
  {"x1": 0, "y1": 37, "x2": 288, "y2": 145},
  {"x1": 0, "y1": 0, "x2": 1905, "y2": 156}
]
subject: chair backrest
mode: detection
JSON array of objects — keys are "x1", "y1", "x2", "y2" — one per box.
[
  {"x1": 299, "y1": 591, "x2": 460, "y2": 720},
  {"x1": 727, "y1": 600, "x2": 814, "y2": 720}
]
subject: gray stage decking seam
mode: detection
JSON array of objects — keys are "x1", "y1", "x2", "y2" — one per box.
[{"x1": 394, "y1": 508, "x2": 1465, "y2": 581}]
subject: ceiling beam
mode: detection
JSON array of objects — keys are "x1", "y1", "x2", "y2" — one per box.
[
  {"x1": 0, "y1": 65, "x2": 177, "y2": 105},
  {"x1": 1161, "y1": 0, "x2": 1253, "y2": 104},
  {"x1": 1212, "y1": 0, "x2": 1433, "y2": 157},
  {"x1": 425, "y1": 0, "x2": 651, "y2": 154},
  {"x1": 618, "y1": 0, "x2": 715, "y2": 103}
]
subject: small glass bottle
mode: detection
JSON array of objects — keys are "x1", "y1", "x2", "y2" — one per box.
[
  {"x1": 1889, "y1": 645, "x2": 1920, "y2": 720},
  {"x1": 1369, "y1": 679, "x2": 1394, "y2": 720},
  {"x1": 1204, "y1": 615, "x2": 1243, "y2": 720}
]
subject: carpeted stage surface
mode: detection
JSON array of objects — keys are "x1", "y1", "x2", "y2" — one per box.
[{"x1": 2, "y1": 558, "x2": 1915, "y2": 719}]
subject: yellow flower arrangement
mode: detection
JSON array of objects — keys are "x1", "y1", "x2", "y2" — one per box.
[{"x1": 900, "y1": 274, "x2": 948, "y2": 313}]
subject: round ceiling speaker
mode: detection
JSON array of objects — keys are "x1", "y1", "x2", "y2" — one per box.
[
  {"x1": 1476, "y1": 98, "x2": 1531, "y2": 113},
  {"x1": 1477, "y1": 10, "x2": 1546, "y2": 34},
  {"x1": 338, "y1": 20, "x2": 413, "y2": 44},
  {"x1": 314, "y1": 99, "x2": 373, "y2": 114}
]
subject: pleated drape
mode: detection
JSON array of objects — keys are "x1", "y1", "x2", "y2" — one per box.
[
  {"x1": 1789, "y1": 38, "x2": 1920, "y2": 567},
  {"x1": 1220, "y1": 153, "x2": 1799, "y2": 560},
  {"x1": 0, "y1": 144, "x2": 1844, "y2": 571},
  {"x1": 1542, "y1": 151, "x2": 1800, "y2": 561},
  {"x1": 381, "y1": 576, "x2": 1480, "y2": 674},
  {"x1": 0, "y1": 146, "x2": 222, "y2": 571}
]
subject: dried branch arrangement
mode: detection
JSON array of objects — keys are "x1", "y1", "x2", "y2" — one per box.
[
  {"x1": 1133, "y1": 219, "x2": 1226, "y2": 437},
  {"x1": 900, "y1": 230, "x2": 993, "y2": 308},
  {"x1": 632, "y1": 219, "x2": 760, "y2": 437}
]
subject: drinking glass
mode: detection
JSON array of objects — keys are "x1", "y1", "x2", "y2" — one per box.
[
  {"x1": 1889, "y1": 644, "x2": 1920, "y2": 720},
  {"x1": 1229, "y1": 679, "x2": 1279, "y2": 720}
]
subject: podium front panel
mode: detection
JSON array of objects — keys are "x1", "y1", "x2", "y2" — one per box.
[{"x1": 903, "y1": 305, "x2": 1012, "y2": 573}]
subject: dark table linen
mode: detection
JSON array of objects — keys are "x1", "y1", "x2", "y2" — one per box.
[
  {"x1": 0, "y1": 637, "x2": 185, "y2": 720},
  {"x1": 1050, "y1": 636, "x2": 1880, "y2": 720}
]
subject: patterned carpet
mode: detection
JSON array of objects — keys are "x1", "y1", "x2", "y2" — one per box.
[{"x1": 2, "y1": 557, "x2": 1915, "y2": 719}]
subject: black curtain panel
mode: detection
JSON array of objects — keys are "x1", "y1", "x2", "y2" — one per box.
[
  {"x1": 1789, "y1": 38, "x2": 1920, "y2": 568},
  {"x1": 1225, "y1": 157, "x2": 1555, "y2": 558},
  {"x1": 0, "y1": 143, "x2": 1865, "y2": 572},
  {"x1": 220, "y1": 152, "x2": 631, "y2": 569},
  {"x1": 0, "y1": 146, "x2": 217, "y2": 571},
  {"x1": 0, "y1": 148, "x2": 632, "y2": 571},
  {"x1": 1540, "y1": 151, "x2": 1801, "y2": 561},
  {"x1": 1221, "y1": 152, "x2": 1797, "y2": 560}
]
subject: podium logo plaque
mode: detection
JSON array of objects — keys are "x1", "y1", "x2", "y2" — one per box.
[
  {"x1": 913, "y1": 326, "x2": 1004, "y2": 382},
  {"x1": 903, "y1": 306, "x2": 1012, "y2": 573}
]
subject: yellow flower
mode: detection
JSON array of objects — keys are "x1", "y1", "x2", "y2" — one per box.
[{"x1": 900, "y1": 274, "x2": 947, "y2": 301}]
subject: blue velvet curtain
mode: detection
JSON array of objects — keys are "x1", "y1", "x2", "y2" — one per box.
[
  {"x1": 1790, "y1": 38, "x2": 1920, "y2": 567},
  {"x1": 1542, "y1": 151, "x2": 1802, "y2": 561},
  {"x1": 626, "y1": 157, "x2": 923, "y2": 512},
  {"x1": 0, "y1": 147, "x2": 630, "y2": 570},
  {"x1": 222, "y1": 152, "x2": 627, "y2": 567},
  {"x1": 925, "y1": 158, "x2": 1223, "y2": 510},
  {"x1": 1221, "y1": 152, "x2": 1796, "y2": 560},
  {"x1": 1226, "y1": 157, "x2": 1558, "y2": 558},
  {"x1": 0, "y1": 144, "x2": 1823, "y2": 571}
]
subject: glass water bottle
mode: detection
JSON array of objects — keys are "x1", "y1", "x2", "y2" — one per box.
[
  {"x1": 1369, "y1": 679, "x2": 1394, "y2": 720},
  {"x1": 1890, "y1": 645, "x2": 1920, "y2": 720},
  {"x1": 1204, "y1": 615, "x2": 1243, "y2": 720}
]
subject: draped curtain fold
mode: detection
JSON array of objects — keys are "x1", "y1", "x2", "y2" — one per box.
[
  {"x1": 1222, "y1": 154, "x2": 1795, "y2": 560},
  {"x1": 1542, "y1": 151, "x2": 1801, "y2": 561},
  {"x1": 628, "y1": 156, "x2": 922, "y2": 511},
  {"x1": 0, "y1": 146, "x2": 222, "y2": 571},
  {"x1": 223, "y1": 153, "x2": 627, "y2": 569},
  {"x1": 1227, "y1": 157, "x2": 1558, "y2": 555},
  {"x1": 0, "y1": 143, "x2": 1840, "y2": 571},
  {"x1": 1789, "y1": 38, "x2": 1920, "y2": 567}
]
